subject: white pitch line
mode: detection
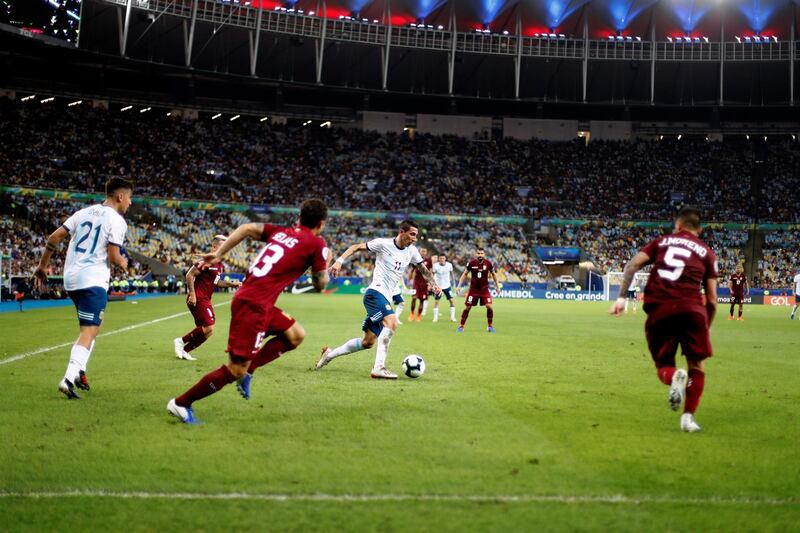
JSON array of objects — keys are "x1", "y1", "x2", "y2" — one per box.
[
  {"x1": 0, "y1": 299, "x2": 232, "y2": 366},
  {"x1": 0, "y1": 490, "x2": 796, "y2": 506}
]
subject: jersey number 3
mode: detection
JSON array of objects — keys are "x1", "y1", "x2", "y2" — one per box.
[
  {"x1": 657, "y1": 246, "x2": 692, "y2": 281},
  {"x1": 249, "y1": 243, "x2": 285, "y2": 277}
]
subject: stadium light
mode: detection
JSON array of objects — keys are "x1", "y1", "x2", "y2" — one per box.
[
  {"x1": 320, "y1": 121, "x2": 331, "y2": 128},
  {"x1": 260, "y1": 116, "x2": 269, "y2": 122},
  {"x1": 68, "y1": 100, "x2": 82, "y2": 107},
  {"x1": 166, "y1": 112, "x2": 172, "y2": 117},
  {"x1": 20, "y1": 94, "x2": 36, "y2": 102},
  {"x1": 746, "y1": 134, "x2": 750, "y2": 140},
  {"x1": 677, "y1": 134, "x2": 682, "y2": 140},
  {"x1": 40, "y1": 97, "x2": 55, "y2": 104},
  {"x1": 230, "y1": 114, "x2": 240, "y2": 121},
  {"x1": 308, "y1": 10, "x2": 315, "y2": 15},
  {"x1": 121, "y1": 105, "x2": 133, "y2": 112},
  {"x1": 212, "y1": 113, "x2": 222, "y2": 120},
  {"x1": 139, "y1": 107, "x2": 151, "y2": 113}
]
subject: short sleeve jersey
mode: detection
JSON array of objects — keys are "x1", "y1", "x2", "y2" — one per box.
[
  {"x1": 432, "y1": 261, "x2": 454, "y2": 289},
  {"x1": 192, "y1": 262, "x2": 224, "y2": 302},
  {"x1": 62, "y1": 204, "x2": 128, "y2": 291},
  {"x1": 366, "y1": 238, "x2": 423, "y2": 302},
  {"x1": 729, "y1": 272, "x2": 747, "y2": 296},
  {"x1": 640, "y1": 231, "x2": 718, "y2": 312},
  {"x1": 794, "y1": 273, "x2": 800, "y2": 295},
  {"x1": 235, "y1": 224, "x2": 328, "y2": 308},
  {"x1": 467, "y1": 258, "x2": 494, "y2": 295}
]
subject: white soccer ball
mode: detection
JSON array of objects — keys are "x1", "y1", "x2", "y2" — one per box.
[{"x1": 401, "y1": 355, "x2": 426, "y2": 378}]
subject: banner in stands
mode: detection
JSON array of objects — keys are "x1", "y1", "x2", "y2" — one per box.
[
  {"x1": 717, "y1": 295, "x2": 763, "y2": 305},
  {"x1": 535, "y1": 247, "x2": 581, "y2": 262},
  {"x1": 764, "y1": 295, "x2": 796, "y2": 306}
]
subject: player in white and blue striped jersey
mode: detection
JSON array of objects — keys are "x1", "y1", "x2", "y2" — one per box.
[
  {"x1": 34, "y1": 178, "x2": 132, "y2": 399},
  {"x1": 316, "y1": 220, "x2": 440, "y2": 379}
]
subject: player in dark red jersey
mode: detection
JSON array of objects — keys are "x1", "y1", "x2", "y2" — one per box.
[
  {"x1": 408, "y1": 247, "x2": 432, "y2": 322},
  {"x1": 609, "y1": 207, "x2": 718, "y2": 433},
  {"x1": 173, "y1": 235, "x2": 242, "y2": 361},
  {"x1": 166, "y1": 200, "x2": 329, "y2": 424},
  {"x1": 727, "y1": 265, "x2": 748, "y2": 321},
  {"x1": 455, "y1": 247, "x2": 500, "y2": 333}
]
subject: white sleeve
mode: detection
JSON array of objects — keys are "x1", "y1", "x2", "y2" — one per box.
[
  {"x1": 410, "y1": 246, "x2": 423, "y2": 264},
  {"x1": 366, "y1": 238, "x2": 384, "y2": 255},
  {"x1": 108, "y1": 215, "x2": 127, "y2": 247},
  {"x1": 61, "y1": 211, "x2": 80, "y2": 234}
]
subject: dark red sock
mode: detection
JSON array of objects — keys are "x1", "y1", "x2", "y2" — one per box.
[
  {"x1": 738, "y1": 307, "x2": 743, "y2": 318},
  {"x1": 182, "y1": 326, "x2": 208, "y2": 352},
  {"x1": 410, "y1": 299, "x2": 418, "y2": 314},
  {"x1": 175, "y1": 364, "x2": 235, "y2": 407},
  {"x1": 729, "y1": 303, "x2": 734, "y2": 317},
  {"x1": 460, "y1": 307, "x2": 471, "y2": 326},
  {"x1": 486, "y1": 308, "x2": 494, "y2": 327},
  {"x1": 249, "y1": 337, "x2": 294, "y2": 375},
  {"x1": 684, "y1": 369, "x2": 705, "y2": 414},
  {"x1": 657, "y1": 366, "x2": 676, "y2": 385}
]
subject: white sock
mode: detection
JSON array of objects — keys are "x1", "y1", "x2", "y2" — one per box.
[
  {"x1": 88, "y1": 340, "x2": 96, "y2": 359},
  {"x1": 327, "y1": 338, "x2": 365, "y2": 361},
  {"x1": 65, "y1": 344, "x2": 90, "y2": 382},
  {"x1": 791, "y1": 305, "x2": 798, "y2": 316},
  {"x1": 421, "y1": 300, "x2": 429, "y2": 316},
  {"x1": 396, "y1": 302, "x2": 404, "y2": 319},
  {"x1": 373, "y1": 328, "x2": 394, "y2": 371},
  {"x1": 624, "y1": 300, "x2": 629, "y2": 312},
  {"x1": 433, "y1": 308, "x2": 439, "y2": 321},
  {"x1": 450, "y1": 305, "x2": 456, "y2": 320}
]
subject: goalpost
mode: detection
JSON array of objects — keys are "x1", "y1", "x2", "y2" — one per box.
[{"x1": 600, "y1": 271, "x2": 650, "y2": 301}]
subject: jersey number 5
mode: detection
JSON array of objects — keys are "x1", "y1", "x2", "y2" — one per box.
[
  {"x1": 249, "y1": 243, "x2": 285, "y2": 278},
  {"x1": 74, "y1": 221, "x2": 102, "y2": 255},
  {"x1": 657, "y1": 246, "x2": 692, "y2": 281}
]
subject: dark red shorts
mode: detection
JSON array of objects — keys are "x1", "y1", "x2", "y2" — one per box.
[
  {"x1": 414, "y1": 286, "x2": 429, "y2": 300},
  {"x1": 189, "y1": 299, "x2": 216, "y2": 327},
  {"x1": 226, "y1": 298, "x2": 296, "y2": 359},
  {"x1": 465, "y1": 293, "x2": 492, "y2": 306},
  {"x1": 644, "y1": 306, "x2": 712, "y2": 365},
  {"x1": 730, "y1": 294, "x2": 744, "y2": 305}
]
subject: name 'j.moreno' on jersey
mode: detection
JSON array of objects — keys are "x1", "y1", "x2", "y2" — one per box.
[
  {"x1": 62, "y1": 204, "x2": 128, "y2": 291},
  {"x1": 432, "y1": 261, "x2": 454, "y2": 289},
  {"x1": 640, "y1": 230, "x2": 718, "y2": 311},
  {"x1": 366, "y1": 237, "x2": 423, "y2": 302},
  {"x1": 235, "y1": 224, "x2": 328, "y2": 308}
]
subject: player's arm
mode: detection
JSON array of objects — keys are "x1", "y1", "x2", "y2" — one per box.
[
  {"x1": 491, "y1": 271, "x2": 500, "y2": 290},
  {"x1": 201, "y1": 223, "x2": 263, "y2": 264},
  {"x1": 107, "y1": 244, "x2": 128, "y2": 271},
  {"x1": 329, "y1": 243, "x2": 368, "y2": 277},
  {"x1": 216, "y1": 278, "x2": 241, "y2": 289},
  {"x1": 185, "y1": 265, "x2": 198, "y2": 306},
  {"x1": 609, "y1": 251, "x2": 650, "y2": 315},
  {"x1": 415, "y1": 262, "x2": 441, "y2": 295},
  {"x1": 704, "y1": 278, "x2": 718, "y2": 325},
  {"x1": 33, "y1": 226, "x2": 69, "y2": 288},
  {"x1": 455, "y1": 269, "x2": 469, "y2": 294}
]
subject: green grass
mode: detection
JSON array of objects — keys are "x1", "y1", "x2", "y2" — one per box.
[{"x1": 0, "y1": 294, "x2": 798, "y2": 532}]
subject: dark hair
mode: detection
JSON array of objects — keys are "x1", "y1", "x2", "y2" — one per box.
[
  {"x1": 106, "y1": 177, "x2": 133, "y2": 197},
  {"x1": 399, "y1": 219, "x2": 418, "y2": 232},
  {"x1": 677, "y1": 206, "x2": 701, "y2": 230},
  {"x1": 476, "y1": 247, "x2": 485, "y2": 252},
  {"x1": 299, "y1": 199, "x2": 328, "y2": 228}
]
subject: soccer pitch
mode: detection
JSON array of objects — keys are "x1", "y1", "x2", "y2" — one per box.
[{"x1": 1, "y1": 294, "x2": 798, "y2": 531}]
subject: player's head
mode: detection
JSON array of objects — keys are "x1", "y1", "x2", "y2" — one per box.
[
  {"x1": 475, "y1": 247, "x2": 486, "y2": 261},
  {"x1": 299, "y1": 199, "x2": 328, "y2": 234},
  {"x1": 736, "y1": 264, "x2": 744, "y2": 274},
  {"x1": 211, "y1": 234, "x2": 227, "y2": 253},
  {"x1": 397, "y1": 220, "x2": 419, "y2": 247},
  {"x1": 419, "y1": 247, "x2": 428, "y2": 257},
  {"x1": 438, "y1": 254, "x2": 446, "y2": 264},
  {"x1": 105, "y1": 177, "x2": 133, "y2": 214},
  {"x1": 675, "y1": 206, "x2": 702, "y2": 235}
]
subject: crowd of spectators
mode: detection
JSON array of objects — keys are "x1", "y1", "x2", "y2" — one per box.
[
  {"x1": 760, "y1": 231, "x2": 800, "y2": 289},
  {"x1": 2, "y1": 100, "x2": 800, "y2": 222}
]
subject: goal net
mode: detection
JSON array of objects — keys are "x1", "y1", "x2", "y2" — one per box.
[{"x1": 599, "y1": 271, "x2": 650, "y2": 301}]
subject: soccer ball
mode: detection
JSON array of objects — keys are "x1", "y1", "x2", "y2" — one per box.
[{"x1": 401, "y1": 355, "x2": 426, "y2": 378}]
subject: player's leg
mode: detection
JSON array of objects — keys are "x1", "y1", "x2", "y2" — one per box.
[
  {"x1": 238, "y1": 313, "x2": 304, "y2": 400},
  {"x1": 737, "y1": 302, "x2": 744, "y2": 320},
  {"x1": 372, "y1": 313, "x2": 398, "y2": 379},
  {"x1": 678, "y1": 313, "x2": 712, "y2": 432},
  {"x1": 645, "y1": 313, "x2": 684, "y2": 410},
  {"x1": 791, "y1": 301, "x2": 799, "y2": 319},
  {"x1": 458, "y1": 295, "x2": 475, "y2": 331},
  {"x1": 61, "y1": 288, "x2": 106, "y2": 398},
  {"x1": 421, "y1": 294, "x2": 429, "y2": 317},
  {"x1": 485, "y1": 297, "x2": 495, "y2": 332},
  {"x1": 318, "y1": 291, "x2": 385, "y2": 369},
  {"x1": 409, "y1": 297, "x2": 418, "y2": 320},
  {"x1": 168, "y1": 353, "x2": 250, "y2": 423},
  {"x1": 433, "y1": 292, "x2": 441, "y2": 322},
  {"x1": 729, "y1": 299, "x2": 735, "y2": 319},
  {"x1": 448, "y1": 297, "x2": 457, "y2": 321},
  {"x1": 393, "y1": 294, "x2": 405, "y2": 324}
]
